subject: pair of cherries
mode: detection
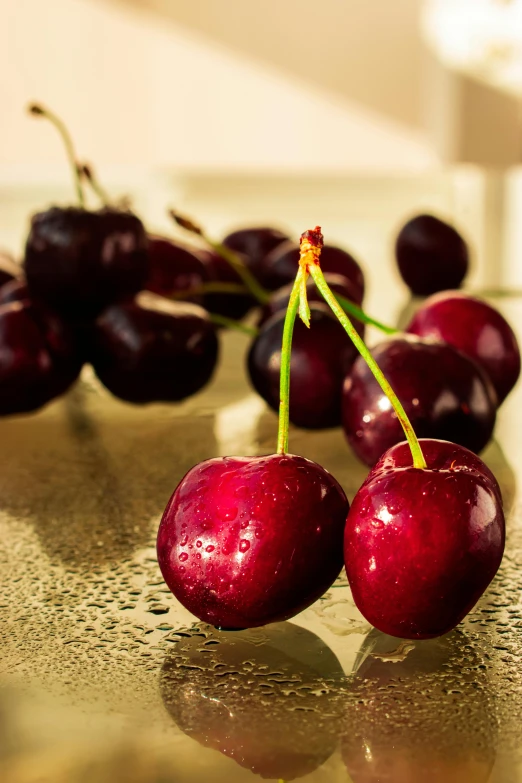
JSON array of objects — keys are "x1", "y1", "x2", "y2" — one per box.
[{"x1": 158, "y1": 227, "x2": 506, "y2": 640}]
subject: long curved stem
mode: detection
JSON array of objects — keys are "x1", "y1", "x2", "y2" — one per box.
[
  {"x1": 276, "y1": 269, "x2": 303, "y2": 455},
  {"x1": 308, "y1": 264, "x2": 426, "y2": 470},
  {"x1": 169, "y1": 210, "x2": 270, "y2": 305},
  {"x1": 28, "y1": 103, "x2": 85, "y2": 208}
]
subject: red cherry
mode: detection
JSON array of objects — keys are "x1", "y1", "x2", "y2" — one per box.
[
  {"x1": 395, "y1": 214, "x2": 469, "y2": 296},
  {"x1": 343, "y1": 335, "x2": 497, "y2": 466},
  {"x1": 406, "y1": 291, "x2": 520, "y2": 404},
  {"x1": 157, "y1": 453, "x2": 349, "y2": 629},
  {"x1": 344, "y1": 439, "x2": 505, "y2": 639},
  {"x1": 145, "y1": 235, "x2": 210, "y2": 304},
  {"x1": 249, "y1": 302, "x2": 361, "y2": 430}
]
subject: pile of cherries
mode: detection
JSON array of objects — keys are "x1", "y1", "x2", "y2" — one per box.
[
  {"x1": 1, "y1": 104, "x2": 515, "y2": 640},
  {"x1": 158, "y1": 227, "x2": 506, "y2": 640}
]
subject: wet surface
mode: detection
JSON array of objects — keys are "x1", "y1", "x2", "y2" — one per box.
[{"x1": 0, "y1": 299, "x2": 522, "y2": 782}]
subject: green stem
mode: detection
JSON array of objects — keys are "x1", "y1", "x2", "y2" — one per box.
[
  {"x1": 336, "y1": 294, "x2": 396, "y2": 335},
  {"x1": 208, "y1": 313, "x2": 258, "y2": 337},
  {"x1": 309, "y1": 264, "x2": 426, "y2": 470},
  {"x1": 203, "y1": 238, "x2": 271, "y2": 305},
  {"x1": 169, "y1": 210, "x2": 271, "y2": 305},
  {"x1": 277, "y1": 269, "x2": 303, "y2": 455},
  {"x1": 28, "y1": 103, "x2": 85, "y2": 208}
]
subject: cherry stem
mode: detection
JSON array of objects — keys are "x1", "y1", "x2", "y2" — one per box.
[
  {"x1": 28, "y1": 103, "x2": 85, "y2": 208},
  {"x1": 336, "y1": 294, "x2": 396, "y2": 335},
  {"x1": 208, "y1": 313, "x2": 258, "y2": 336},
  {"x1": 309, "y1": 264, "x2": 426, "y2": 469},
  {"x1": 169, "y1": 210, "x2": 271, "y2": 305},
  {"x1": 168, "y1": 210, "x2": 397, "y2": 334},
  {"x1": 276, "y1": 268, "x2": 303, "y2": 455},
  {"x1": 81, "y1": 163, "x2": 111, "y2": 206}
]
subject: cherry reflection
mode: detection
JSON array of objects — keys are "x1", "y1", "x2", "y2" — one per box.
[{"x1": 160, "y1": 622, "x2": 345, "y2": 781}]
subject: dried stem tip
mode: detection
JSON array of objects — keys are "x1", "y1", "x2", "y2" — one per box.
[
  {"x1": 28, "y1": 103, "x2": 45, "y2": 116},
  {"x1": 299, "y1": 226, "x2": 324, "y2": 273},
  {"x1": 169, "y1": 210, "x2": 203, "y2": 237}
]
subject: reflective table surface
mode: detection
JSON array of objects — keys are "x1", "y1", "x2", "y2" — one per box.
[{"x1": 1, "y1": 291, "x2": 522, "y2": 783}]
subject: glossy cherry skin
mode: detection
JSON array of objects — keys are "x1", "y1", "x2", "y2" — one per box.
[
  {"x1": 262, "y1": 241, "x2": 365, "y2": 300},
  {"x1": 344, "y1": 439, "x2": 505, "y2": 639},
  {"x1": 249, "y1": 303, "x2": 362, "y2": 429},
  {"x1": 395, "y1": 214, "x2": 469, "y2": 296},
  {"x1": 406, "y1": 291, "x2": 520, "y2": 404},
  {"x1": 343, "y1": 335, "x2": 497, "y2": 466},
  {"x1": 87, "y1": 293, "x2": 219, "y2": 404},
  {"x1": 24, "y1": 206, "x2": 148, "y2": 318},
  {"x1": 145, "y1": 236, "x2": 210, "y2": 304},
  {"x1": 0, "y1": 299, "x2": 83, "y2": 415},
  {"x1": 196, "y1": 247, "x2": 256, "y2": 320},
  {"x1": 258, "y1": 272, "x2": 364, "y2": 328},
  {"x1": 222, "y1": 226, "x2": 289, "y2": 288},
  {"x1": 157, "y1": 453, "x2": 349, "y2": 629},
  {"x1": 160, "y1": 623, "x2": 344, "y2": 780}
]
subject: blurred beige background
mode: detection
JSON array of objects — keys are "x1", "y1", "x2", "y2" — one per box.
[{"x1": 1, "y1": 0, "x2": 521, "y2": 173}]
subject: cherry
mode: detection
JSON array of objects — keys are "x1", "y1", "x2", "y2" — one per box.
[
  {"x1": 344, "y1": 438, "x2": 505, "y2": 639},
  {"x1": 406, "y1": 290, "x2": 520, "y2": 404},
  {"x1": 248, "y1": 302, "x2": 361, "y2": 429},
  {"x1": 87, "y1": 292, "x2": 219, "y2": 403},
  {"x1": 0, "y1": 279, "x2": 30, "y2": 306},
  {"x1": 157, "y1": 453, "x2": 348, "y2": 629},
  {"x1": 343, "y1": 335, "x2": 497, "y2": 466},
  {"x1": 196, "y1": 247, "x2": 256, "y2": 319},
  {"x1": 395, "y1": 214, "x2": 469, "y2": 296},
  {"x1": 24, "y1": 206, "x2": 149, "y2": 319},
  {"x1": 0, "y1": 299, "x2": 82, "y2": 415},
  {"x1": 160, "y1": 622, "x2": 344, "y2": 780},
  {"x1": 258, "y1": 272, "x2": 364, "y2": 328},
  {"x1": 145, "y1": 235, "x2": 210, "y2": 304},
  {"x1": 222, "y1": 226, "x2": 289, "y2": 287},
  {"x1": 261, "y1": 240, "x2": 365, "y2": 300}
]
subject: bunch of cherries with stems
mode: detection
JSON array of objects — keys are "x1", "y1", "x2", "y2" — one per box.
[{"x1": 157, "y1": 227, "x2": 505, "y2": 640}]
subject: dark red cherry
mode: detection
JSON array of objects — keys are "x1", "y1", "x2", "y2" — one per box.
[
  {"x1": 0, "y1": 279, "x2": 30, "y2": 306},
  {"x1": 24, "y1": 206, "x2": 148, "y2": 319},
  {"x1": 261, "y1": 241, "x2": 365, "y2": 300},
  {"x1": 157, "y1": 453, "x2": 349, "y2": 629},
  {"x1": 0, "y1": 299, "x2": 82, "y2": 415},
  {"x1": 160, "y1": 623, "x2": 344, "y2": 780},
  {"x1": 406, "y1": 291, "x2": 520, "y2": 404},
  {"x1": 0, "y1": 251, "x2": 21, "y2": 288},
  {"x1": 258, "y1": 272, "x2": 364, "y2": 328},
  {"x1": 145, "y1": 236, "x2": 210, "y2": 304},
  {"x1": 343, "y1": 335, "x2": 496, "y2": 466},
  {"x1": 249, "y1": 303, "x2": 362, "y2": 429},
  {"x1": 344, "y1": 439, "x2": 505, "y2": 639},
  {"x1": 196, "y1": 247, "x2": 256, "y2": 320},
  {"x1": 87, "y1": 293, "x2": 219, "y2": 403},
  {"x1": 395, "y1": 214, "x2": 469, "y2": 296},
  {"x1": 222, "y1": 226, "x2": 289, "y2": 287}
]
